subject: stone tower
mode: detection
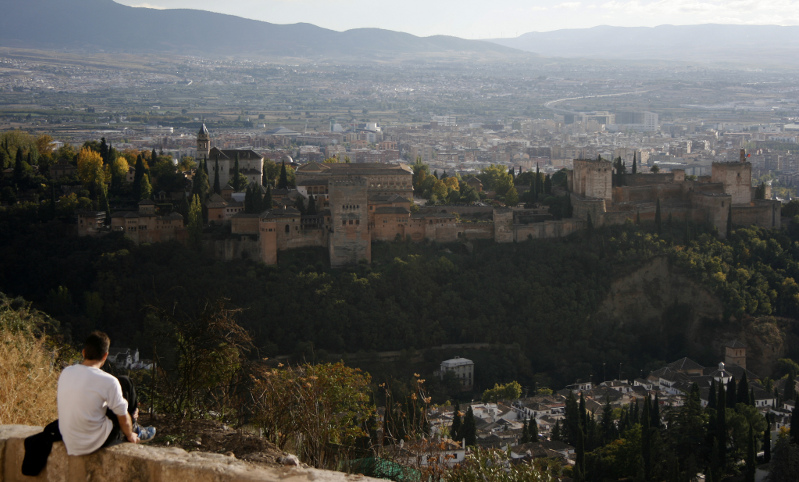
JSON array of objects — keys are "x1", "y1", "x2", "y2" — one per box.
[
  {"x1": 328, "y1": 178, "x2": 370, "y2": 267},
  {"x1": 724, "y1": 340, "x2": 747, "y2": 370},
  {"x1": 197, "y1": 123, "x2": 210, "y2": 159}
]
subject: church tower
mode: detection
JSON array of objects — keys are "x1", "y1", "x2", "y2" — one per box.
[{"x1": 197, "y1": 123, "x2": 210, "y2": 159}]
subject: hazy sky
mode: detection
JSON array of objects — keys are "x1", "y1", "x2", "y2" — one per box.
[{"x1": 116, "y1": 0, "x2": 799, "y2": 38}]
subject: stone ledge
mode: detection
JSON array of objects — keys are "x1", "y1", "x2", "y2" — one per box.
[{"x1": 1, "y1": 425, "x2": 379, "y2": 482}]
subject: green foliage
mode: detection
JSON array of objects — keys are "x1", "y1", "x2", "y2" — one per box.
[
  {"x1": 448, "y1": 448, "x2": 558, "y2": 481},
  {"x1": 481, "y1": 381, "x2": 522, "y2": 403},
  {"x1": 188, "y1": 194, "x2": 203, "y2": 248}
]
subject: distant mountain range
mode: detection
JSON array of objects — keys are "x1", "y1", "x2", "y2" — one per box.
[
  {"x1": 0, "y1": 0, "x2": 523, "y2": 61},
  {"x1": 2, "y1": 1, "x2": 798, "y2": 66},
  {"x1": 489, "y1": 24, "x2": 799, "y2": 66}
]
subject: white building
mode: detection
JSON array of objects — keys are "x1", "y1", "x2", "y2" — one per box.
[{"x1": 440, "y1": 356, "x2": 474, "y2": 391}]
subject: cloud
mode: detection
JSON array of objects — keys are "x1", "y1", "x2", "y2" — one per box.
[{"x1": 127, "y1": 3, "x2": 167, "y2": 8}]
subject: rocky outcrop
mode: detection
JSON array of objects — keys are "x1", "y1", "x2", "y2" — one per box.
[
  {"x1": 0, "y1": 425, "x2": 379, "y2": 482},
  {"x1": 596, "y1": 256, "x2": 787, "y2": 374}
]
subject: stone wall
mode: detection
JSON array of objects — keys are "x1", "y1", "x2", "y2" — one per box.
[
  {"x1": 514, "y1": 219, "x2": 583, "y2": 241},
  {"x1": 208, "y1": 237, "x2": 261, "y2": 261},
  {"x1": 733, "y1": 200, "x2": 782, "y2": 229},
  {"x1": 572, "y1": 159, "x2": 613, "y2": 202},
  {"x1": 711, "y1": 162, "x2": 752, "y2": 205},
  {"x1": 0, "y1": 425, "x2": 379, "y2": 482}
]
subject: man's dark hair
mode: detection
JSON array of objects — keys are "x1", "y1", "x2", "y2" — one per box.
[{"x1": 84, "y1": 331, "x2": 110, "y2": 360}]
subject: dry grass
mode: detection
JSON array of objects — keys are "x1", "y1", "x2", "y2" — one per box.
[{"x1": 0, "y1": 295, "x2": 66, "y2": 426}]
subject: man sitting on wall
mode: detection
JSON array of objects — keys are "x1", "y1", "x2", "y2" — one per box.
[{"x1": 57, "y1": 331, "x2": 155, "y2": 455}]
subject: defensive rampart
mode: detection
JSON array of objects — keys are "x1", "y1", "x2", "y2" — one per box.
[{"x1": 0, "y1": 425, "x2": 379, "y2": 482}]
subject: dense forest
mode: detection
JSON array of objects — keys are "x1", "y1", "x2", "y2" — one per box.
[{"x1": 4, "y1": 201, "x2": 799, "y2": 395}]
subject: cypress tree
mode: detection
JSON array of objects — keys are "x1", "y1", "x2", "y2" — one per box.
[
  {"x1": 764, "y1": 416, "x2": 772, "y2": 463},
  {"x1": 520, "y1": 418, "x2": 529, "y2": 443},
  {"x1": 530, "y1": 417, "x2": 538, "y2": 441},
  {"x1": 544, "y1": 174, "x2": 552, "y2": 195},
  {"x1": 791, "y1": 396, "x2": 799, "y2": 445},
  {"x1": 13, "y1": 147, "x2": 24, "y2": 186},
  {"x1": 233, "y1": 153, "x2": 243, "y2": 191},
  {"x1": 745, "y1": 424, "x2": 756, "y2": 482},
  {"x1": 717, "y1": 381, "x2": 727, "y2": 470},
  {"x1": 100, "y1": 137, "x2": 109, "y2": 165},
  {"x1": 462, "y1": 407, "x2": 476, "y2": 447},
  {"x1": 651, "y1": 393, "x2": 661, "y2": 429},
  {"x1": 213, "y1": 159, "x2": 221, "y2": 194},
  {"x1": 655, "y1": 198, "x2": 662, "y2": 234},
  {"x1": 307, "y1": 195, "x2": 317, "y2": 215},
  {"x1": 151, "y1": 148, "x2": 158, "y2": 166},
  {"x1": 278, "y1": 160, "x2": 288, "y2": 189},
  {"x1": 726, "y1": 202, "x2": 733, "y2": 238},
  {"x1": 727, "y1": 379, "x2": 737, "y2": 409},
  {"x1": 632, "y1": 152, "x2": 637, "y2": 174},
  {"x1": 254, "y1": 185, "x2": 264, "y2": 213},
  {"x1": 738, "y1": 372, "x2": 750, "y2": 405},
  {"x1": 451, "y1": 402, "x2": 462, "y2": 442},
  {"x1": 785, "y1": 373, "x2": 796, "y2": 402},
  {"x1": 264, "y1": 185, "x2": 273, "y2": 209},
  {"x1": 133, "y1": 155, "x2": 145, "y2": 195},
  {"x1": 709, "y1": 379, "x2": 717, "y2": 409},
  {"x1": 244, "y1": 185, "x2": 253, "y2": 213},
  {"x1": 551, "y1": 419, "x2": 561, "y2": 441}
]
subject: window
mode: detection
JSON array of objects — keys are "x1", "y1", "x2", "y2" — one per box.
[{"x1": 285, "y1": 225, "x2": 290, "y2": 233}]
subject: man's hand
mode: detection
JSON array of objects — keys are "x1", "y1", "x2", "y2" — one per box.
[{"x1": 117, "y1": 412, "x2": 138, "y2": 444}]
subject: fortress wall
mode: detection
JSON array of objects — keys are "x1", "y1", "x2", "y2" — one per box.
[
  {"x1": 259, "y1": 222, "x2": 278, "y2": 265},
  {"x1": 285, "y1": 229, "x2": 326, "y2": 249},
  {"x1": 208, "y1": 237, "x2": 261, "y2": 261},
  {"x1": 691, "y1": 192, "x2": 731, "y2": 236},
  {"x1": 231, "y1": 217, "x2": 260, "y2": 235},
  {"x1": 614, "y1": 184, "x2": 684, "y2": 203},
  {"x1": 0, "y1": 425, "x2": 378, "y2": 482},
  {"x1": 733, "y1": 200, "x2": 781, "y2": 229},
  {"x1": 623, "y1": 173, "x2": 675, "y2": 186},
  {"x1": 572, "y1": 194, "x2": 606, "y2": 226},
  {"x1": 456, "y1": 223, "x2": 494, "y2": 240},
  {"x1": 514, "y1": 219, "x2": 583, "y2": 241},
  {"x1": 418, "y1": 206, "x2": 494, "y2": 216},
  {"x1": 493, "y1": 209, "x2": 514, "y2": 243}
]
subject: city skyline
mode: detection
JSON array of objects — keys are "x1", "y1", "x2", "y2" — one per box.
[{"x1": 117, "y1": 0, "x2": 799, "y2": 39}]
